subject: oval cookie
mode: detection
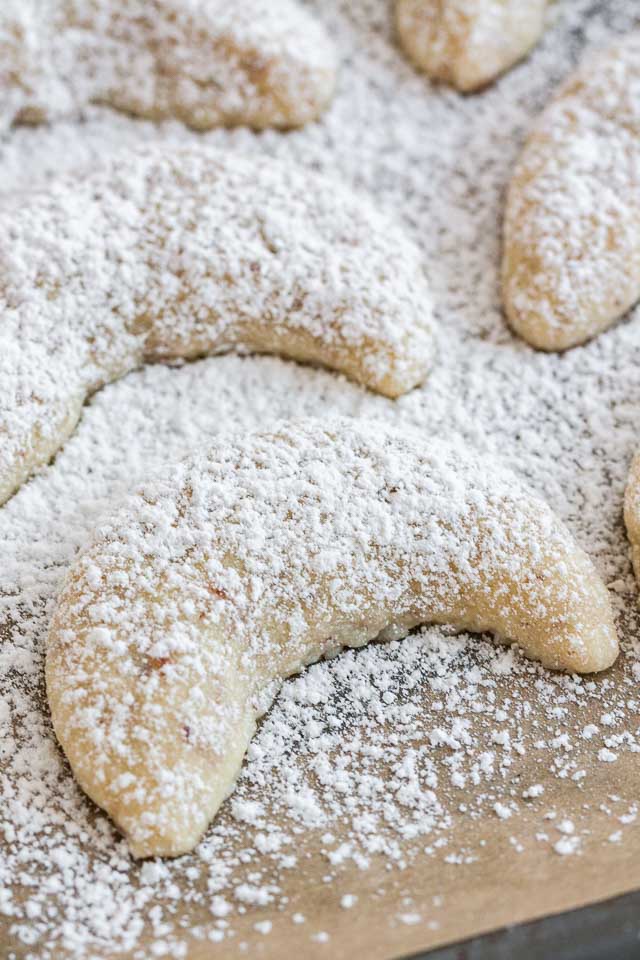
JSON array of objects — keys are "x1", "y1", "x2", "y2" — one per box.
[
  {"x1": 395, "y1": 0, "x2": 547, "y2": 92},
  {"x1": 503, "y1": 32, "x2": 640, "y2": 350},
  {"x1": 624, "y1": 452, "x2": 640, "y2": 584}
]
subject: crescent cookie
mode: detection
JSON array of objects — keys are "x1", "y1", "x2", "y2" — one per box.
[
  {"x1": 503, "y1": 32, "x2": 640, "y2": 350},
  {"x1": 395, "y1": 0, "x2": 548, "y2": 92},
  {"x1": 624, "y1": 453, "x2": 640, "y2": 584},
  {"x1": 0, "y1": 0, "x2": 337, "y2": 132},
  {"x1": 0, "y1": 145, "x2": 434, "y2": 507},
  {"x1": 46, "y1": 417, "x2": 619, "y2": 858}
]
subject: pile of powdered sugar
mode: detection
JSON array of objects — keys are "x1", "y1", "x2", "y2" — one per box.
[{"x1": 2, "y1": 0, "x2": 640, "y2": 957}]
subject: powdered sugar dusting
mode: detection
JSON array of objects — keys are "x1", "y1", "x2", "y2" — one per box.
[
  {"x1": 0, "y1": 143, "x2": 432, "y2": 504},
  {"x1": 46, "y1": 416, "x2": 615, "y2": 856},
  {"x1": 503, "y1": 28, "x2": 640, "y2": 348},
  {"x1": 0, "y1": 0, "x2": 336, "y2": 131},
  {"x1": 2, "y1": 0, "x2": 640, "y2": 956},
  {"x1": 395, "y1": 0, "x2": 548, "y2": 92}
]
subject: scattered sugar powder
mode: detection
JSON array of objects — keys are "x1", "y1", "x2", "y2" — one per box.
[
  {"x1": 523, "y1": 784, "x2": 544, "y2": 799},
  {"x1": 554, "y1": 836, "x2": 582, "y2": 857},
  {"x1": 493, "y1": 803, "x2": 513, "y2": 821},
  {"x1": 1, "y1": 0, "x2": 640, "y2": 957},
  {"x1": 397, "y1": 913, "x2": 422, "y2": 926},
  {"x1": 556, "y1": 819, "x2": 575, "y2": 836}
]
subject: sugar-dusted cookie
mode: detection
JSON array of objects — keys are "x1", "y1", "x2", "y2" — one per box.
[
  {"x1": 395, "y1": 0, "x2": 547, "y2": 92},
  {"x1": 625, "y1": 453, "x2": 640, "y2": 583},
  {"x1": 47, "y1": 417, "x2": 618, "y2": 857},
  {"x1": 1, "y1": 0, "x2": 337, "y2": 132},
  {"x1": 0, "y1": 146, "x2": 434, "y2": 507},
  {"x1": 503, "y1": 32, "x2": 640, "y2": 350}
]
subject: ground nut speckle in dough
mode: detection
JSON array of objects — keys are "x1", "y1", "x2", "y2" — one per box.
[{"x1": 2, "y1": 0, "x2": 640, "y2": 958}]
